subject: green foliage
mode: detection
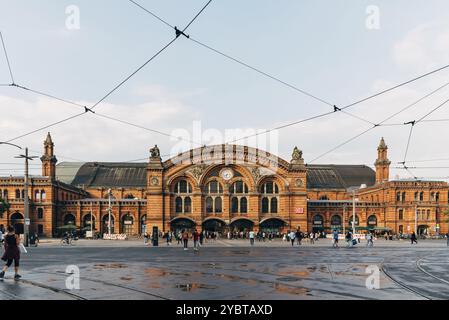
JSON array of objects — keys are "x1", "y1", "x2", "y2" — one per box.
[{"x1": 0, "y1": 197, "x2": 10, "y2": 217}]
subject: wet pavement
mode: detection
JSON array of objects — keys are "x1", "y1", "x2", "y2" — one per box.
[{"x1": 1, "y1": 239, "x2": 449, "y2": 300}]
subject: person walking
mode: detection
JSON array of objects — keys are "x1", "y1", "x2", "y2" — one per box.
[
  {"x1": 199, "y1": 231, "x2": 204, "y2": 246},
  {"x1": 289, "y1": 230, "x2": 296, "y2": 246},
  {"x1": 310, "y1": 232, "x2": 315, "y2": 244},
  {"x1": 345, "y1": 231, "x2": 353, "y2": 247},
  {"x1": 182, "y1": 229, "x2": 189, "y2": 250},
  {"x1": 193, "y1": 229, "x2": 200, "y2": 251},
  {"x1": 332, "y1": 229, "x2": 339, "y2": 248},
  {"x1": 143, "y1": 232, "x2": 149, "y2": 245},
  {"x1": 165, "y1": 232, "x2": 171, "y2": 246},
  {"x1": 0, "y1": 226, "x2": 21, "y2": 280},
  {"x1": 446, "y1": 232, "x2": 449, "y2": 247},
  {"x1": 366, "y1": 232, "x2": 374, "y2": 247},
  {"x1": 411, "y1": 231, "x2": 418, "y2": 245},
  {"x1": 249, "y1": 230, "x2": 255, "y2": 246}
]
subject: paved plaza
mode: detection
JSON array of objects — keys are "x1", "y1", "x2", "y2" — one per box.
[{"x1": 0, "y1": 238, "x2": 448, "y2": 300}]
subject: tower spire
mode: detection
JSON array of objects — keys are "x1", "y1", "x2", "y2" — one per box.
[
  {"x1": 41, "y1": 132, "x2": 57, "y2": 179},
  {"x1": 374, "y1": 137, "x2": 390, "y2": 184}
]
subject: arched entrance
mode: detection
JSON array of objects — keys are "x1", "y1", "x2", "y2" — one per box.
[
  {"x1": 230, "y1": 218, "x2": 254, "y2": 232},
  {"x1": 102, "y1": 215, "x2": 115, "y2": 235},
  {"x1": 259, "y1": 218, "x2": 286, "y2": 233},
  {"x1": 10, "y1": 212, "x2": 24, "y2": 234},
  {"x1": 330, "y1": 215, "x2": 342, "y2": 231},
  {"x1": 367, "y1": 215, "x2": 378, "y2": 231},
  {"x1": 170, "y1": 217, "x2": 196, "y2": 234},
  {"x1": 202, "y1": 218, "x2": 227, "y2": 235},
  {"x1": 64, "y1": 213, "x2": 76, "y2": 226},
  {"x1": 312, "y1": 214, "x2": 324, "y2": 233},
  {"x1": 418, "y1": 225, "x2": 429, "y2": 236},
  {"x1": 121, "y1": 214, "x2": 134, "y2": 236},
  {"x1": 83, "y1": 214, "x2": 96, "y2": 231}
]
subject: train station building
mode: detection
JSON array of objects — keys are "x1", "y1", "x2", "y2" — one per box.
[{"x1": 0, "y1": 133, "x2": 447, "y2": 237}]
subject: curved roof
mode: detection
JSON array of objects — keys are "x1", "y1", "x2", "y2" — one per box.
[{"x1": 306, "y1": 165, "x2": 375, "y2": 189}]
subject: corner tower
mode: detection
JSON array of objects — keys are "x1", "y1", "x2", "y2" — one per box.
[
  {"x1": 374, "y1": 137, "x2": 390, "y2": 184},
  {"x1": 41, "y1": 132, "x2": 57, "y2": 179}
]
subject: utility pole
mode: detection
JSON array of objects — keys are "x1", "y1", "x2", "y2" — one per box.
[
  {"x1": 15, "y1": 148, "x2": 37, "y2": 247},
  {"x1": 108, "y1": 188, "x2": 112, "y2": 237},
  {"x1": 342, "y1": 204, "x2": 346, "y2": 236},
  {"x1": 415, "y1": 204, "x2": 418, "y2": 235},
  {"x1": 352, "y1": 190, "x2": 356, "y2": 235}
]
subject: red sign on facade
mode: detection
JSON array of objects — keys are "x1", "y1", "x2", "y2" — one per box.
[{"x1": 295, "y1": 208, "x2": 304, "y2": 214}]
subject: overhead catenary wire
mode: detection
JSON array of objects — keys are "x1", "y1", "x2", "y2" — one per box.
[
  {"x1": 3, "y1": 1, "x2": 214, "y2": 145},
  {"x1": 307, "y1": 80, "x2": 449, "y2": 164},
  {"x1": 0, "y1": 31, "x2": 15, "y2": 84}
]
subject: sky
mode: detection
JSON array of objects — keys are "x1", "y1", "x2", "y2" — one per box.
[{"x1": 1, "y1": 0, "x2": 449, "y2": 179}]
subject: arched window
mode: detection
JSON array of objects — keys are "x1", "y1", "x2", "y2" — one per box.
[
  {"x1": 402, "y1": 192, "x2": 406, "y2": 202},
  {"x1": 261, "y1": 181, "x2": 279, "y2": 214},
  {"x1": 15, "y1": 189, "x2": 20, "y2": 199},
  {"x1": 184, "y1": 197, "x2": 192, "y2": 213},
  {"x1": 231, "y1": 197, "x2": 239, "y2": 213},
  {"x1": 21, "y1": 190, "x2": 25, "y2": 199},
  {"x1": 35, "y1": 190, "x2": 40, "y2": 202},
  {"x1": 398, "y1": 209, "x2": 404, "y2": 220},
  {"x1": 230, "y1": 181, "x2": 249, "y2": 214},
  {"x1": 427, "y1": 209, "x2": 431, "y2": 221},
  {"x1": 262, "y1": 197, "x2": 269, "y2": 214},
  {"x1": 396, "y1": 192, "x2": 400, "y2": 202},
  {"x1": 331, "y1": 215, "x2": 342, "y2": 226},
  {"x1": 436, "y1": 192, "x2": 440, "y2": 203},
  {"x1": 37, "y1": 208, "x2": 44, "y2": 220},
  {"x1": 205, "y1": 197, "x2": 214, "y2": 213},
  {"x1": 270, "y1": 197, "x2": 278, "y2": 213},
  {"x1": 414, "y1": 192, "x2": 419, "y2": 201},
  {"x1": 214, "y1": 197, "x2": 222, "y2": 213},
  {"x1": 175, "y1": 197, "x2": 183, "y2": 213},
  {"x1": 174, "y1": 180, "x2": 193, "y2": 214},
  {"x1": 240, "y1": 197, "x2": 248, "y2": 213},
  {"x1": 41, "y1": 190, "x2": 46, "y2": 201},
  {"x1": 419, "y1": 192, "x2": 424, "y2": 202},
  {"x1": 3, "y1": 190, "x2": 7, "y2": 200},
  {"x1": 367, "y1": 215, "x2": 377, "y2": 227},
  {"x1": 204, "y1": 181, "x2": 223, "y2": 213}
]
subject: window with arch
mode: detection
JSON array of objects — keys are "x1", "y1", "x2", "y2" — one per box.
[
  {"x1": 37, "y1": 208, "x2": 44, "y2": 220},
  {"x1": 331, "y1": 215, "x2": 342, "y2": 226},
  {"x1": 402, "y1": 192, "x2": 406, "y2": 202},
  {"x1": 427, "y1": 209, "x2": 431, "y2": 221},
  {"x1": 21, "y1": 190, "x2": 25, "y2": 199},
  {"x1": 396, "y1": 192, "x2": 401, "y2": 202},
  {"x1": 419, "y1": 192, "x2": 424, "y2": 202},
  {"x1": 174, "y1": 180, "x2": 192, "y2": 214},
  {"x1": 261, "y1": 181, "x2": 279, "y2": 214},
  {"x1": 436, "y1": 192, "x2": 440, "y2": 203},
  {"x1": 15, "y1": 189, "x2": 20, "y2": 199},
  {"x1": 230, "y1": 181, "x2": 249, "y2": 214},
  {"x1": 205, "y1": 181, "x2": 223, "y2": 213},
  {"x1": 35, "y1": 190, "x2": 40, "y2": 202},
  {"x1": 414, "y1": 192, "x2": 419, "y2": 201},
  {"x1": 3, "y1": 189, "x2": 7, "y2": 200},
  {"x1": 398, "y1": 209, "x2": 404, "y2": 220},
  {"x1": 41, "y1": 190, "x2": 46, "y2": 201}
]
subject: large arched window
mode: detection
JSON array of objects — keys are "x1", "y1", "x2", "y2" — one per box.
[
  {"x1": 174, "y1": 180, "x2": 192, "y2": 214},
  {"x1": 331, "y1": 215, "x2": 342, "y2": 226},
  {"x1": 230, "y1": 181, "x2": 249, "y2": 214},
  {"x1": 261, "y1": 181, "x2": 279, "y2": 214},
  {"x1": 204, "y1": 181, "x2": 223, "y2": 213},
  {"x1": 367, "y1": 215, "x2": 378, "y2": 227}
]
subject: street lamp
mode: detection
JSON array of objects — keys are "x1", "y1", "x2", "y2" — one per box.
[
  {"x1": 14, "y1": 147, "x2": 37, "y2": 247},
  {"x1": 107, "y1": 188, "x2": 112, "y2": 237}
]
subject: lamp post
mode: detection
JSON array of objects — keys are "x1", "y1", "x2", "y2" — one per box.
[
  {"x1": 352, "y1": 190, "x2": 356, "y2": 235},
  {"x1": 108, "y1": 189, "x2": 112, "y2": 237},
  {"x1": 14, "y1": 147, "x2": 37, "y2": 247}
]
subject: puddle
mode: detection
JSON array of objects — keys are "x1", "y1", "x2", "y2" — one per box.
[
  {"x1": 273, "y1": 283, "x2": 310, "y2": 295},
  {"x1": 93, "y1": 263, "x2": 128, "y2": 269},
  {"x1": 120, "y1": 277, "x2": 133, "y2": 281},
  {"x1": 175, "y1": 283, "x2": 218, "y2": 291}
]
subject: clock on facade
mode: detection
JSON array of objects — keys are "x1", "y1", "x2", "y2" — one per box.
[
  {"x1": 151, "y1": 177, "x2": 159, "y2": 186},
  {"x1": 220, "y1": 168, "x2": 234, "y2": 181}
]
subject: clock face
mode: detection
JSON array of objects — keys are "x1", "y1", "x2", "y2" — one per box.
[{"x1": 221, "y1": 169, "x2": 234, "y2": 181}]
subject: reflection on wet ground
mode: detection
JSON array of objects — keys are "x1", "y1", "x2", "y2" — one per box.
[{"x1": 4, "y1": 245, "x2": 448, "y2": 300}]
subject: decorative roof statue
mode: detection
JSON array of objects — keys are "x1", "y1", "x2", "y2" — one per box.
[
  {"x1": 290, "y1": 146, "x2": 305, "y2": 170},
  {"x1": 150, "y1": 145, "x2": 161, "y2": 159},
  {"x1": 292, "y1": 146, "x2": 303, "y2": 161}
]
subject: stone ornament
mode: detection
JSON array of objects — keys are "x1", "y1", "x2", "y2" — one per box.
[
  {"x1": 189, "y1": 164, "x2": 208, "y2": 181},
  {"x1": 251, "y1": 167, "x2": 261, "y2": 182},
  {"x1": 295, "y1": 178, "x2": 303, "y2": 187},
  {"x1": 292, "y1": 146, "x2": 303, "y2": 161},
  {"x1": 150, "y1": 177, "x2": 159, "y2": 186},
  {"x1": 150, "y1": 145, "x2": 161, "y2": 158}
]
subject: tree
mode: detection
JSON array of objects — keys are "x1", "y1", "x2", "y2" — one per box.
[{"x1": 0, "y1": 197, "x2": 10, "y2": 218}]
